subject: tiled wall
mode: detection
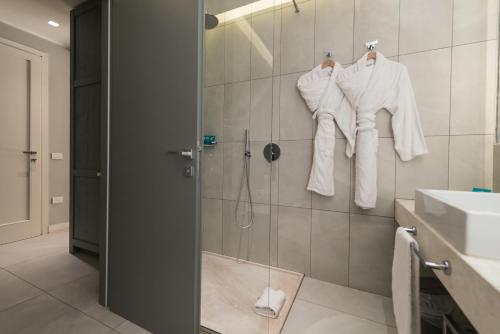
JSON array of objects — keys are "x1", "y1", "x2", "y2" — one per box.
[{"x1": 202, "y1": 0, "x2": 498, "y2": 297}]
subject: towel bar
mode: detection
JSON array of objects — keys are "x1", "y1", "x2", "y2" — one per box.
[
  {"x1": 402, "y1": 226, "x2": 451, "y2": 274},
  {"x1": 411, "y1": 243, "x2": 451, "y2": 275}
]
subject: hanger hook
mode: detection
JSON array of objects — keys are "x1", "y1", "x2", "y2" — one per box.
[{"x1": 366, "y1": 40, "x2": 379, "y2": 51}]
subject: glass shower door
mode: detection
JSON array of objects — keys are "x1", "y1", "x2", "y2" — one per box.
[{"x1": 201, "y1": 1, "x2": 296, "y2": 333}]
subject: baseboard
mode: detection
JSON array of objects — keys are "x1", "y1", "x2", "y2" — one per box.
[{"x1": 49, "y1": 222, "x2": 69, "y2": 233}]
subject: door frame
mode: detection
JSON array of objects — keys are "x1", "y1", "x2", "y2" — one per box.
[{"x1": 0, "y1": 36, "x2": 50, "y2": 236}]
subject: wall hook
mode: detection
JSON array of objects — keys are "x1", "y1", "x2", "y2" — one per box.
[
  {"x1": 324, "y1": 49, "x2": 333, "y2": 58},
  {"x1": 366, "y1": 40, "x2": 379, "y2": 51}
]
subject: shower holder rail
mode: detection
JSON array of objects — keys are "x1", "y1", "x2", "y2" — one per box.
[{"x1": 404, "y1": 226, "x2": 451, "y2": 275}]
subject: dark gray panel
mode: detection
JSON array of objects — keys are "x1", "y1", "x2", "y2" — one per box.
[
  {"x1": 75, "y1": 6, "x2": 101, "y2": 81},
  {"x1": 109, "y1": 1, "x2": 202, "y2": 333},
  {"x1": 73, "y1": 176, "x2": 100, "y2": 244},
  {"x1": 74, "y1": 83, "x2": 101, "y2": 170}
]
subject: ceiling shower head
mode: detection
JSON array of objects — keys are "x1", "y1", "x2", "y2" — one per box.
[{"x1": 205, "y1": 13, "x2": 219, "y2": 29}]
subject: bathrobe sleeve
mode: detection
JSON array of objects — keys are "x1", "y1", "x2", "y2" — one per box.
[
  {"x1": 388, "y1": 67, "x2": 428, "y2": 161},
  {"x1": 297, "y1": 65, "x2": 332, "y2": 112}
]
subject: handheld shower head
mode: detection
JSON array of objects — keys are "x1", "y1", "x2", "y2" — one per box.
[{"x1": 244, "y1": 129, "x2": 251, "y2": 157}]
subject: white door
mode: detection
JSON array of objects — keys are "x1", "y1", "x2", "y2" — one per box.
[{"x1": 0, "y1": 41, "x2": 43, "y2": 244}]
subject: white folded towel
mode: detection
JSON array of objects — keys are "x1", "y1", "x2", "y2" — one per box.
[
  {"x1": 392, "y1": 227, "x2": 421, "y2": 334},
  {"x1": 254, "y1": 287, "x2": 287, "y2": 319}
]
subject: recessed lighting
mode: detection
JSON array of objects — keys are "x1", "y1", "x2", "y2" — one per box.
[{"x1": 48, "y1": 20, "x2": 60, "y2": 27}]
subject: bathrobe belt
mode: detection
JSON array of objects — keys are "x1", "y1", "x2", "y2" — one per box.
[
  {"x1": 312, "y1": 108, "x2": 335, "y2": 120},
  {"x1": 356, "y1": 113, "x2": 376, "y2": 132}
]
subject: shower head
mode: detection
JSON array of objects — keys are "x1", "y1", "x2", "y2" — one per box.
[{"x1": 205, "y1": 13, "x2": 219, "y2": 29}]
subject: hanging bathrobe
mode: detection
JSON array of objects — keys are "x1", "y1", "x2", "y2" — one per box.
[
  {"x1": 336, "y1": 52, "x2": 428, "y2": 209},
  {"x1": 297, "y1": 64, "x2": 356, "y2": 196}
]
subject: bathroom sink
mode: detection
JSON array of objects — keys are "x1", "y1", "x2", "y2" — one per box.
[{"x1": 415, "y1": 189, "x2": 500, "y2": 260}]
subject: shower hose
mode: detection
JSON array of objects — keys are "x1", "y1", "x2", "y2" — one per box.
[{"x1": 234, "y1": 130, "x2": 254, "y2": 262}]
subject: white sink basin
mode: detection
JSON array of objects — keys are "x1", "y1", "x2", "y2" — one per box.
[{"x1": 415, "y1": 189, "x2": 500, "y2": 260}]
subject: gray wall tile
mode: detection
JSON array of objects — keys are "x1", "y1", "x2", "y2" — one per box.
[
  {"x1": 248, "y1": 204, "x2": 278, "y2": 266},
  {"x1": 202, "y1": 144, "x2": 223, "y2": 199},
  {"x1": 222, "y1": 199, "x2": 249, "y2": 258},
  {"x1": 349, "y1": 214, "x2": 395, "y2": 297},
  {"x1": 278, "y1": 140, "x2": 313, "y2": 208},
  {"x1": 450, "y1": 40, "x2": 498, "y2": 135},
  {"x1": 205, "y1": 26, "x2": 225, "y2": 86},
  {"x1": 279, "y1": 72, "x2": 313, "y2": 140},
  {"x1": 272, "y1": 76, "x2": 281, "y2": 141},
  {"x1": 453, "y1": 0, "x2": 499, "y2": 46},
  {"x1": 277, "y1": 206, "x2": 311, "y2": 275},
  {"x1": 202, "y1": 199, "x2": 223, "y2": 253},
  {"x1": 315, "y1": 0, "x2": 354, "y2": 65},
  {"x1": 203, "y1": 85, "x2": 224, "y2": 142},
  {"x1": 250, "y1": 78, "x2": 273, "y2": 141},
  {"x1": 281, "y1": 0, "x2": 315, "y2": 74},
  {"x1": 222, "y1": 200, "x2": 276, "y2": 264},
  {"x1": 225, "y1": 19, "x2": 251, "y2": 82},
  {"x1": 222, "y1": 142, "x2": 245, "y2": 201},
  {"x1": 311, "y1": 210, "x2": 349, "y2": 285},
  {"x1": 396, "y1": 136, "x2": 449, "y2": 199},
  {"x1": 399, "y1": 0, "x2": 453, "y2": 54},
  {"x1": 354, "y1": 0, "x2": 399, "y2": 59},
  {"x1": 400, "y1": 48, "x2": 451, "y2": 136},
  {"x1": 223, "y1": 81, "x2": 251, "y2": 142},
  {"x1": 249, "y1": 141, "x2": 273, "y2": 204},
  {"x1": 251, "y1": 11, "x2": 275, "y2": 79},
  {"x1": 449, "y1": 135, "x2": 495, "y2": 191}
]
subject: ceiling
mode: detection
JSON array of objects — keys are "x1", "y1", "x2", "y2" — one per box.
[
  {"x1": 206, "y1": 0, "x2": 257, "y2": 14},
  {"x1": 0, "y1": 0, "x2": 85, "y2": 48},
  {"x1": 0, "y1": 0, "x2": 257, "y2": 49}
]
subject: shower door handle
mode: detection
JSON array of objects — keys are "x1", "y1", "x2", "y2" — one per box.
[{"x1": 167, "y1": 148, "x2": 193, "y2": 160}]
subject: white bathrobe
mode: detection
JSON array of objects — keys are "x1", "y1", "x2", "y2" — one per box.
[
  {"x1": 297, "y1": 64, "x2": 356, "y2": 196},
  {"x1": 336, "y1": 52, "x2": 428, "y2": 209}
]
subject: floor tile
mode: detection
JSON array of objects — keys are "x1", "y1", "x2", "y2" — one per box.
[
  {"x1": 49, "y1": 272, "x2": 126, "y2": 329},
  {"x1": 297, "y1": 278, "x2": 395, "y2": 327},
  {"x1": 282, "y1": 299, "x2": 397, "y2": 334},
  {"x1": 0, "y1": 294, "x2": 110, "y2": 334},
  {"x1": 0, "y1": 231, "x2": 68, "y2": 268},
  {"x1": 115, "y1": 320, "x2": 152, "y2": 334},
  {"x1": 0, "y1": 268, "x2": 43, "y2": 311},
  {"x1": 6, "y1": 251, "x2": 97, "y2": 291}
]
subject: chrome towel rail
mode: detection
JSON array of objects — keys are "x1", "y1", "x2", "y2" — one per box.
[{"x1": 403, "y1": 226, "x2": 451, "y2": 275}]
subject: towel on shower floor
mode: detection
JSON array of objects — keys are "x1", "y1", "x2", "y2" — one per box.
[
  {"x1": 392, "y1": 227, "x2": 421, "y2": 334},
  {"x1": 254, "y1": 287, "x2": 287, "y2": 319}
]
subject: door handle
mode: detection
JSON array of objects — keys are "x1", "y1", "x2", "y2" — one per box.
[
  {"x1": 167, "y1": 148, "x2": 193, "y2": 160},
  {"x1": 23, "y1": 151, "x2": 37, "y2": 155}
]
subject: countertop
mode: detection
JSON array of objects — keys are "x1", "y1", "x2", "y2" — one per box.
[{"x1": 395, "y1": 199, "x2": 500, "y2": 334}]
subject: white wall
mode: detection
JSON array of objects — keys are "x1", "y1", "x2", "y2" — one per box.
[{"x1": 0, "y1": 21, "x2": 70, "y2": 226}]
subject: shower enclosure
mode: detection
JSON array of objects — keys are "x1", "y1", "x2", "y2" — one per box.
[{"x1": 201, "y1": 1, "x2": 304, "y2": 333}]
